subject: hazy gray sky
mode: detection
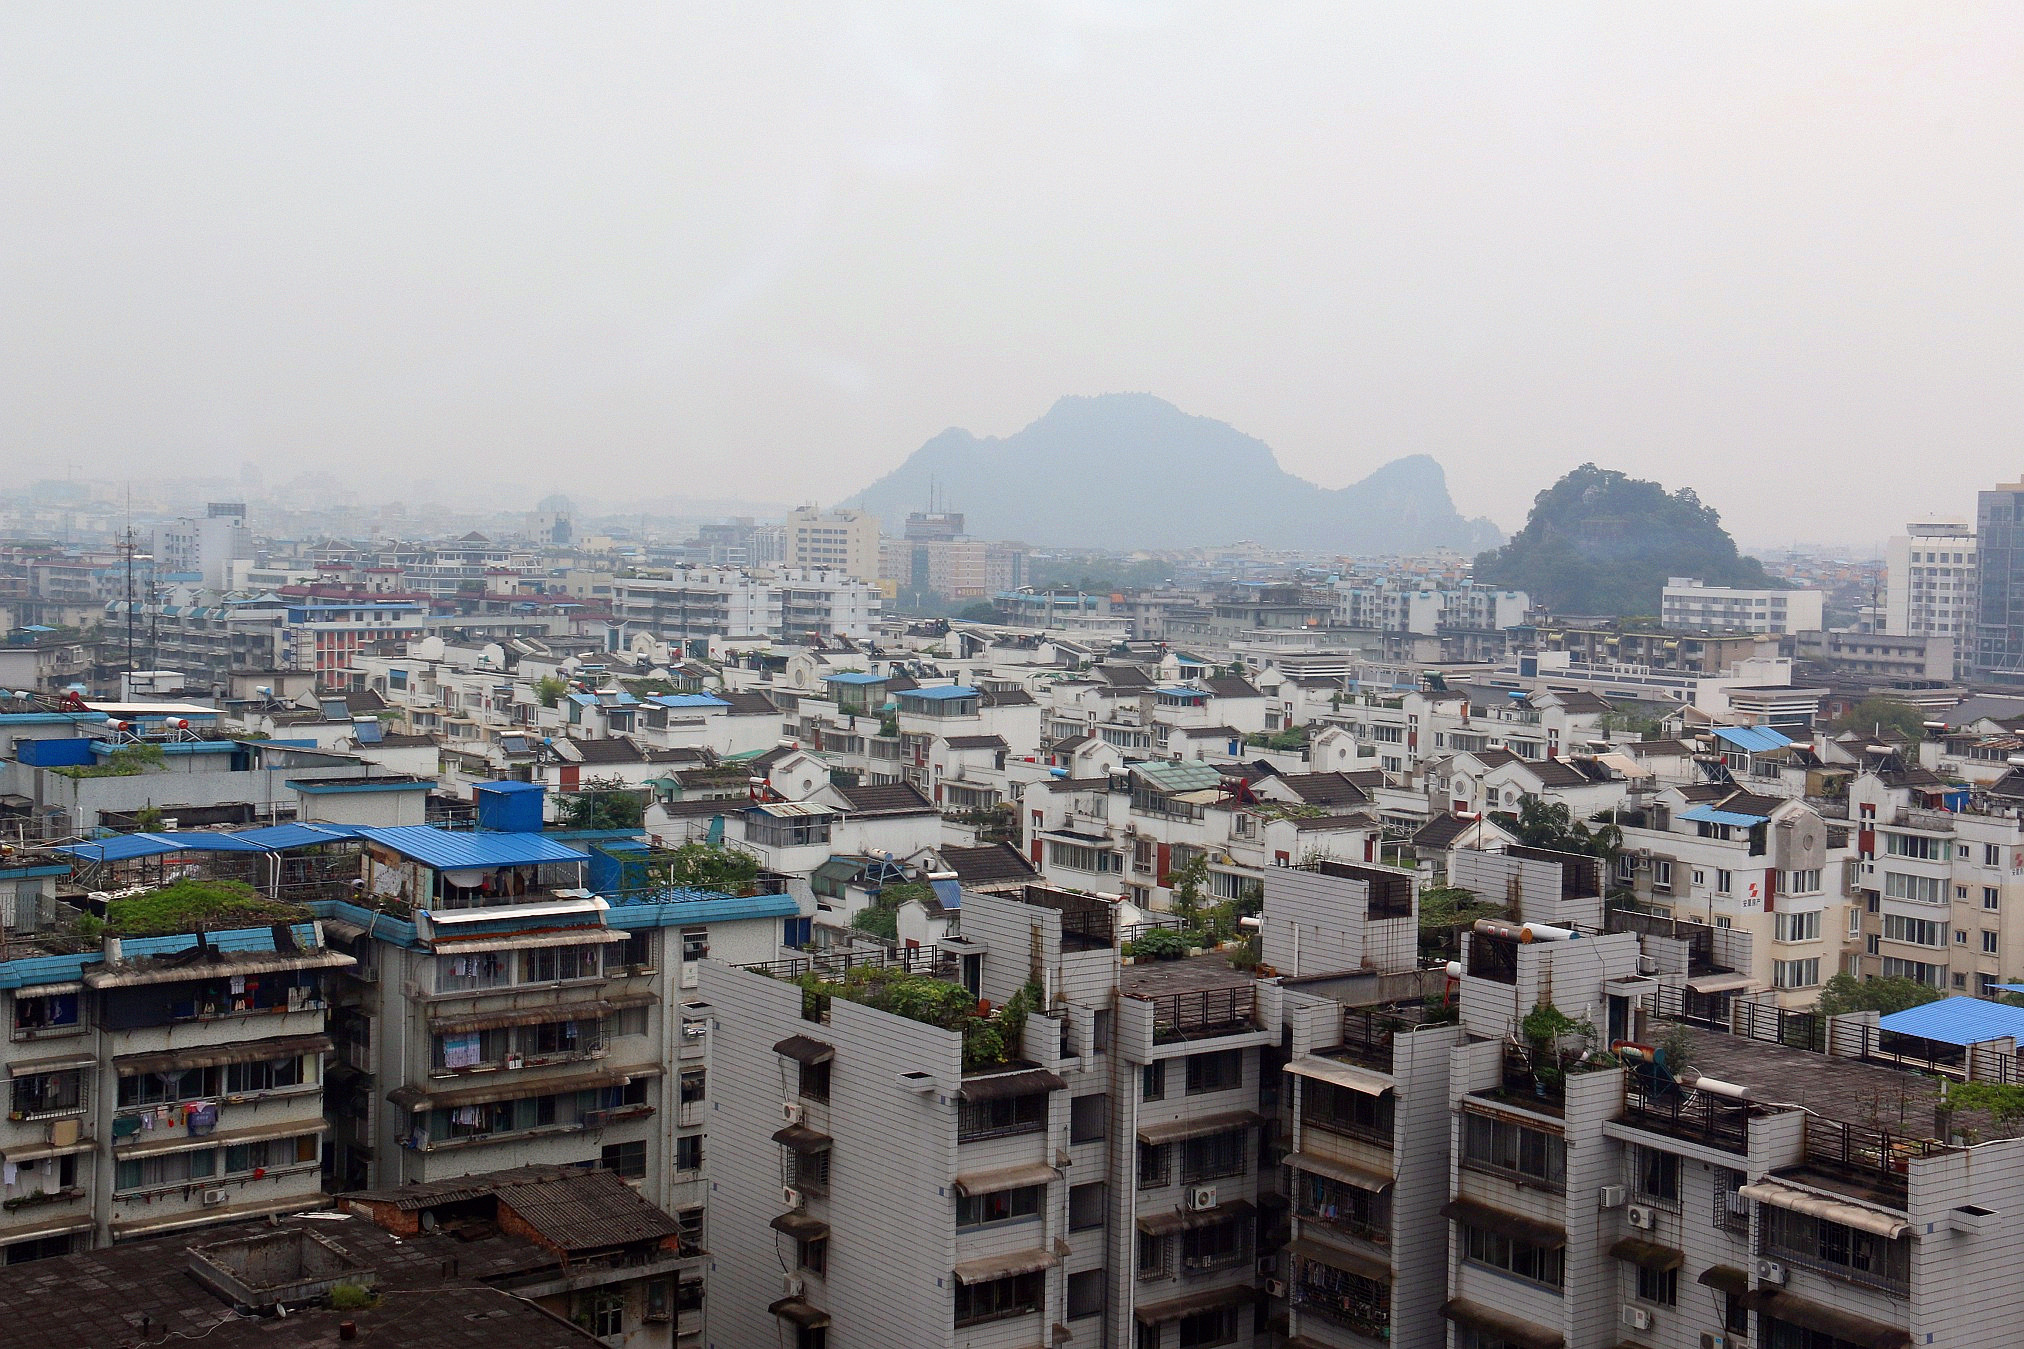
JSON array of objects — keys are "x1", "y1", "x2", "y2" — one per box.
[{"x1": 4, "y1": 3, "x2": 2021, "y2": 545}]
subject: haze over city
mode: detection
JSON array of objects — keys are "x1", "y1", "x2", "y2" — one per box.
[{"x1": 6, "y1": 3, "x2": 2023, "y2": 545}]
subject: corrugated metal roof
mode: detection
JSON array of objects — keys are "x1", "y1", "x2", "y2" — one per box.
[
  {"x1": 1677, "y1": 804, "x2": 1770, "y2": 827},
  {"x1": 1877, "y1": 996, "x2": 2024, "y2": 1046},
  {"x1": 1712, "y1": 725, "x2": 1792, "y2": 753},
  {"x1": 649, "y1": 693, "x2": 730, "y2": 708},
  {"x1": 900, "y1": 685, "x2": 980, "y2": 701},
  {"x1": 52, "y1": 831, "x2": 272, "y2": 862},
  {"x1": 230, "y1": 823, "x2": 353, "y2": 851},
  {"x1": 605, "y1": 891, "x2": 799, "y2": 927},
  {"x1": 821, "y1": 672, "x2": 886, "y2": 685},
  {"x1": 354, "y1": 826, "x2": 591, "y2": 869}
]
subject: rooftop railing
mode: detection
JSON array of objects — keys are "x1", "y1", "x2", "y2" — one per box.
[{"x1": 1133, "y1": 984, "x2": 1257, "y2": 1043}]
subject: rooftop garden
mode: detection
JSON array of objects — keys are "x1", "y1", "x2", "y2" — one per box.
[
  {"x1": 87, "y1": 879, "x2": 310, "y2": 938},
  {"x1": 51, "y1": 743, "x2": 167, "y2": 780},
  {"x1": 785, "y1": 964, "x2": 1043, "y2": 1072}
]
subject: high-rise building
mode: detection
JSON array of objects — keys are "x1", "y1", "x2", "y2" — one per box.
[
  {"x1": 785, "y1": 507, "x2": 880, "y2": 584},
  {"x1": 152, "y1": 502, "x2": 252, "y2": 590},
  {"x1": 1886, "y1": 519, "x2": 1975, "y2": 662},
  {"x1": 1975, "y1": 481, "x2": 2024, "y2": 686},
  {"x1": 1659, "y1": 577, "x2": 1825, "y2": 635}
]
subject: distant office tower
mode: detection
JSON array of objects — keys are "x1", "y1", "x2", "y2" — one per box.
[
  {"x1": 785, "y1": 506, "x2": 880, "y2": 583},
  {"x1": 1976, "y1": 481, "x2": 2024, "y2": 686},
  {"x1": 1886, "y1": 519, "x2": 1975, "y2": 677}
]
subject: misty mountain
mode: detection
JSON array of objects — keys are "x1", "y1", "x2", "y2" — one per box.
[
  {"x1": 845, "y1": 394, "x2": 1502, "y2": 553},
  {"x1": 1473, "y1": 463, "x2": 1780, "y2": 616}
]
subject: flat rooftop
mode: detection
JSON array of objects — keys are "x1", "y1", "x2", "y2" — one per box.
[{"x1": 1121, "y1": 951, "x2": 1255, "y2": 999}]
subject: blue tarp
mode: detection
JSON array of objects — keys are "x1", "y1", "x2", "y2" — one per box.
[
  {"x1": 1678, "y1": 804, "x2": 1770, "y2": 827},
  {"x1": 1877, "y1": 996, "x2": 2024, "y2": 1046},
  {"x1": 1712, "y1": 725, "x2": 1792, "y2": 754},
  {"x1": 353, "y1": 826, "x2": 591, "y2": 870}
]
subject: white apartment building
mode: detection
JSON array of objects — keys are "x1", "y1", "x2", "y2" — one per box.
[
  {"x1": 613, "y1": 567, "x2": 880, "y2": 645},
  {"x1": 1614, "y1": 785, "x2": 1852, "y2": 1005},
  {"x1": 152, "y1": 502, "x2": 253, "y2": 590},
  {"x1": 786, "y1": 508, "x2": 880, "y2": 584},
  {"x1": 1886, "y1": 519, "x2": 1976, "y2": 673},
  {"x1": 1329, "y1": 579, "x2": 1530, "y2": 636},
  {"x1": 1660, "y1": 578, "x2": 1826, "y2": 636}
]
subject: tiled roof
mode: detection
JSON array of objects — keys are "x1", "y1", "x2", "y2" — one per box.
[
  {"x1": 943, "y1": 735, "x2": 1008, "y2": 750},
  {"x1": 560, "y1": 735, "x2": 645, "y2": 765},
  {"x1": 979, "y1": 687, "x2": 1034, "y2": 707},
  {"x1": 834, "y1": 782, "x2": 936, "y2": 814},
  {"x1": 1270, "y1": 772, "x2": 1372, "y2": 807},
  {"x1": 1203, "y1": 676, "x2": 1262, "y2": 698},
  {"x1": 939, "y1": 843, "x2": 1038, "y2": 884}
]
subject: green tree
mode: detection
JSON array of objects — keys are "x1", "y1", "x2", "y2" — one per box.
[
  {"x1": 555, "y1": 774, "x2": 645, "y2": 830},
  {"x1": 1500, "y1": 796, "x2": 1623, "y2": 860},
  {"x1": 534, "y1": 675, "x2": 570, "y2": 708},
  {"x1": 648, "y1": 842, "x2": 761, "y2": 896},
  {"x1": 1816, "y1": 973, "x2": 1945, "y2": 1018},
  {"x1": 1831, "y1": 697, "x2": 1927, "y2": 742}
]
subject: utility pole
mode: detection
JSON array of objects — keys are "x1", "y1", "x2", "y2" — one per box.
[{"x1": 123, "y1": 527, "x2": 136, "y2": 683}]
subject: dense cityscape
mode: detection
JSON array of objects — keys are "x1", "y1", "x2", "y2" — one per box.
[{"x1": 0, "y1": 467, "x2": 2017, "y2": 1349}]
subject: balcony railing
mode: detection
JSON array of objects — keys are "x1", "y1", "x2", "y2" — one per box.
[
  {"x1": 1622, "y1": 1086, "x2": 1751, "y2": 1154},
  {"x1": 1135, "y1": 986, "x2": 1257, "y2": 1044},
  {"x1": 1795, "y1": 1117, "x2": 1943, "y2": 1207}
]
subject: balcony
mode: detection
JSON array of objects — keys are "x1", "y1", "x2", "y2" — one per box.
[
  {"x1": 1136, "y1": 985, "x2": 1257, "y2": 1045},
  {"x1": 1621, "y1": 1085, "x2": 1751, "y2": 1154}
]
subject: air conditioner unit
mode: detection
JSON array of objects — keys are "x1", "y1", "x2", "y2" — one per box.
[
  {"x1": 1701, "y1": 1335, "x2": 1732, "y2": 1349},
  {"x1": 781, "y1": 1274, "x2": 803, "y2": 1299},
  {"x1": 782, "y1": 1101, "x2": 803, "y2": 1124},
  {"x1": 1755, "y1": 1258, "x2": 1788, "y2": 1285},
  {"x1": 1637, "y1": 955, "x2": 1659, "y2": 975},
  {"x1": 781, "y1": 1186, "x2": 804, "y2": 1210},
  {"x1": 1622, "y1": 1304, "x2": 1653, "y2": 1331},
  {"x1": 200, "y1": 1189, "x2": 227, "y2": 1206},
  {"x1": 1598, "y1": 1185, "x2": 1627, "y2": 1209},
  {"x1": 1186, "y1": 1186, "x2": 1218, "y2": 1211},
  {"x1": 1627, "y1": 1204, "x2": 1657, "y2": 1230},
  {"x1": 1264, "y1": 1278, "x2": 1286, "y2": 1299}
]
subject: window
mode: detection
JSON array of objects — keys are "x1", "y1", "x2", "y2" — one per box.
[
  {"x1": 1988, "y1": 844, "x2": 2004, "y2": 868},
  {"x1": 1774, "y1": 910, "x2": 1821, "y2": 942},
  {"x1": 618, "y1": 929, "x2": 655, "y2": 969},
  {"x1": 953, "y1": 1271, "x2": 1042, "y2": 1326},
  {"x1": 1070, "y1": 1094, "x2": 1107, "y2": 1144},
  {"x1": 1786, "y1": 869, "x2": 1821, "y2": 894},
  {"x1": 675, "y1": 1207, "x2": 704, "y2": 1253},
  {"x1": 1179, "y1": 1216, "x2": 1248, "y2": 1272},
  {"x1": 798, "y1": 1060, "x2": 830, "y2": 1103},
  {"x1": 616, "y1": 1004, "x2": 650, "y2": 1036},
  {"x1": 11, "y1": 992, "x2": 80, "y2": 1037},
  {"x1": 676, "y1": 1134, "x2": 703, "y2": 1171},
  {"x1": 1179, "y1": 1129, "x2": 1246, "y2": 1182},
  {"x1": 1184, "y1": 1049, "x2": 1242, "y2": 1094},
  {"x1": 1138, "y1": 1141, "x2": 1170, "y2": 1189},
  {"x1": 1885, "y1": 871, "x2": 1947, "y2": 904},
  {"x1": 1957, "y1": 929, "x2": 1970, "y2": 946},
  {"x1": 1848, "y1": 908, "x2": 1861, "y2": 939},
  {"x1": 1715, "y1": 868, "x2": 1732, "y2": 895},
  {"x1": 782, "y1": 916, "x2": 813, "y2": 949},
  {"x1": 680, "y1": 928, "x2": 708, "y2": 963},
  {"x1": 958, "y1": 1184, "x2": 1044, "y2": 1227},
  {"x1": 1462, "y1": 1224, "x2": 1564, "y2": 1288},
  {"x1": 581, "y1": 1291, "x2": 624, "y2": 1338},
  {"x1": 1882, "y1": 914, "x2": 1946, "y2": 947},
  {"x1": 1632, "y1": 1146, "x2": 1680, "y2": 1205},
  {"x1": 435, "y1": 952, "x2": 510, "y2": 992},
  {"x1": 1069, "y1": 1182, "x2": 1106, "y2": 1231},
  {"x1": 679, "y1": 1067, "x2": 706, "y2": 1104},
  {"x1": 117, "y1": 1148, "x2": 216, "y2": 1192},
  {"x1": 1067, "y1": 1268, "x2": 1105, "y2": 1320},
  {"x1": 1176, "y1": 1305, "x2": 1240, "y2": 1347},
  {"x1": 1987, "y1": 887, "x2": 2002, "y2": 911},
  {"x1": 1884, "y1": 832, "x2": 1948, "y2": 861},
  {"x1": 959, "y1": 1093, "x2": 1046, "y2": 1141},
  {"x1": 10, "y1": 1069, "x2": 83, "y2": 1117},
  {"x1": 1772, "y1": 958, "x2": 1821, "y2": 990},
  {"x1": 523, "y1": 945, "x2": 599, "y2": 982},
  {"x1": 1301, "y1": 1077, "x2": 1394, "y2": 1143},
  {"x1": 118, "y1": 1066, "x2": 216, "y2": 1108},
  {"x1": 601, "y1": 1140, "x2": 646, "y2": 1179},
  {"x1": 1142, "y1": 1061, "x2": 1166, "y2": 1102},
  {"x1": 224, "y1": 1134, "x2": 317, "y2": 1175},
  {"x1": 797, "y1": 1237, "x2": 827, "y2": 1276},
  {"x1": 1882, "y1": 956, "x2": 1945, "y2": 987},
  {"x1": 1636, "y1": 1264, "x2": 1678, "y2": 1307},
  {"x1": 1651, "y1": 860, "x2": 1673, "y2": 890},
  {"x1": 1048, "y1": 840, "x2": 1120, "y2": 873},
  {"x1": 1760, "y1": 1206, "x2": 1910, "y2": 1292},
  {"x1": 1461, "y1": 1112, "x2": 1565, "y2": 1189}
]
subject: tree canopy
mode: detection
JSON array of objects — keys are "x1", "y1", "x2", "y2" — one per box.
[
  {"x1": 1816, "y1": 972, "x2": 1945, "y2": 1018},
  {"x1": 1831, "y1": 697, "x2": 1927, "y2": 742},
  {"x1": 1473, "y1": 463, "x2": 1779, "y2": 616}
]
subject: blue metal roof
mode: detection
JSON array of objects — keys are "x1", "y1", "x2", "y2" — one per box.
[
  {"x1": 354, "y1": 826, "x2": 591, "y2": 869},
  {"x1": 1877, "y1": 996, "x2": 2024, "y2": 1046},
  {"x1": 232, "y1": 823, "x2": 355, "y2": 851},
  {"x1": 1712, "y1": 725, "x2": 1792, "y2": 754},
  {"x1": 822, "y1": 672, "x2": 887, "y2": 686},
  {"x1": 901, "y1": 685, "x2": 980, "y2": 701},
  {"x1": 287, "y1": 778, "x2": 434, "y2": 794},
  {"x1": 650, "y1": 693, "x2": 731, "y2": 709},
  {"x1": 1156, "y1": 686, "x2": 1208, "y2": 699},
  {"x1": 0, "y1": 711, "x2": 108, "y2": 726},
  {"x1": 0, "y1": 921, "x2": 324, "y2": 989},
  {"x1": 51, "y1": 831, "x2": 272, "y2": 863},
  {"x1": 1678, "y1": 804, "x2": 1770, "y2": 827},
  {"x1": 931, "y1": 878, "x2": 963, "y2": 911},
  {"x1": 605, "y1": 890, "x2": 799, "y2": 927},
  {"x1": 473, "y1": 780, "x2": 547, "y2": 796}
]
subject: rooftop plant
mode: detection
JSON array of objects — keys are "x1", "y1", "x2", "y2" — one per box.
[
  {"x1": 788, "y1": 964, "x2": 1043, "y2": 1071},
  {"x1": 98, "y1": 879, "x2": 309, "y2": 938}
]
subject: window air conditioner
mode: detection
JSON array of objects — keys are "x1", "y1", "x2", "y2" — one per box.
[
  {"x1": 1700, "y1": 1336, "x2": 1731, "y2": 1349},
  {"x1": 1186, "y1": 1186, "x2": 1218, "y2": 1211},
  {"x1": 1597, "y1": 1185, "x2": 1627, "y2": 1209},
  {"x1": 1622, "y1": 1305, "x2": 1653, "y2": 1331},
  {"x1": 1755, "y1": 1258, "x2": 1788, "y2": 1285},
  {"x1": 1627, "y1": 1204, "x2": 1657, "y2": 1229}
]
